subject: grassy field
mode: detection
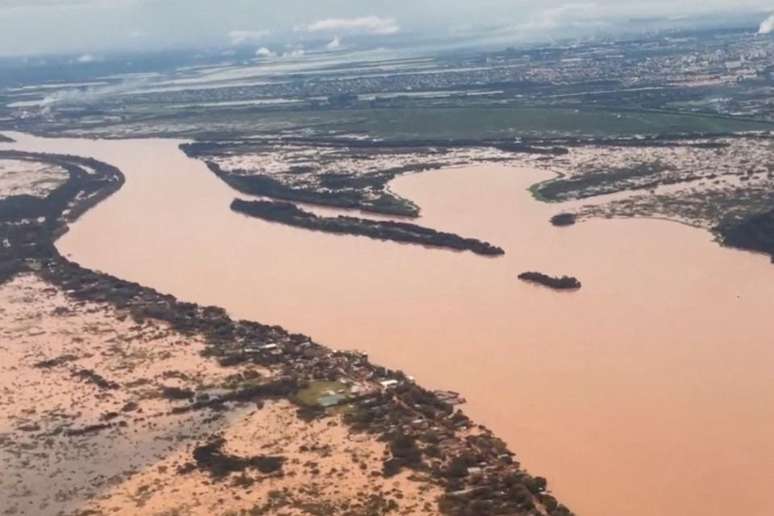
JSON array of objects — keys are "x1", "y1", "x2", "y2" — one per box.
[
  {"x1": 177, "y1": 105, "x2": 774, "y2": 140},
  {"x1": 346, "y1": 106, "x2": 774, "y2": 139},
  {"x1": 18, "y1": 100, "x2": 774, "y2": 141}
]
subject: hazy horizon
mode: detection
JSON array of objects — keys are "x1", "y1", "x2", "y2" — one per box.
[{"x1": 1, "y1": 0, "x2": 773, "y2": 58}]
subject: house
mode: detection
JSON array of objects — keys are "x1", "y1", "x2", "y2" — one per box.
[{"x1": 379, "y1": 379, "x2": 400, "y2": 389}]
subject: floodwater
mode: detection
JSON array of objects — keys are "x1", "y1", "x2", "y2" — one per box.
[{"x1": 4, "y1": 133, "x2": 774, "y2": 516}]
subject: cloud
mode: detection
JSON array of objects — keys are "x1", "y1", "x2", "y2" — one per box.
[
  {"x1": 325, "y1": 35, "x2": 342, "y2": 50},
  {"x1": 303, "y1": 16, "x2": 399, "y2": 35},
  {"x1": 31, "y1": 79, "x2": 148, "y2": 111},
  {"x1": 520, "y1": 3, "x2": 606, "y2": 31},
  {"x1": 76, "y1": 53, "x2": 97, "y2": 63},
  {"x1": 759, "y1": 14, "x2": 774, "y2": 34},
  {"x1": 3, "y1": 1, "x2": 774, "y2": 57},
  {"x1": 0, "y1": 0, "x2": 147, "y2": 10},
  {"x1": 255, "y1": 46, "x2": 275, "y2": 57},
  {"x1": 228, "y1": 29, "x2": 270, "y2": 45}
]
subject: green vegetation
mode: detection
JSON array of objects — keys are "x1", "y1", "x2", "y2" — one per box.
[
  {"x1": 534, "y1": 162, "x2": 671, "y2": 202},
  {"x1": 347, "y1": 106, "x2": 774, "y2": 140},
  {"x1": 202, "y1": 160, "x2": 420, "y2": 217},
  {"x1": 518, "y1": 272, "x2": 582, "y2": 290},
  {"x1": 232, "y1": 198, "x2": 505, "y2": 256},
  {"x1": 291, "y1": 381, "x2": 348, "y2": 408},
  {"x1": 383, "y1": 433, "x2": 422, "y2": 477},
  {"x1": 191, "y1": 437, "x2": 285, "y2": 479},
  {"x1": 29, "y1": 102, "x2": 774, "y2": 142},
  {"x1": 235, "y1": 105, "x2": 774, "y2": 141},
  {"x1": 550, "y1": 213, "x2": 577, "y2": 226},
  {"x1": 231, "y1": 199, "x2": 505, "y2": 256},
  {"x1": 718, "y1": 208, "x2": 774, "y2": 262}
]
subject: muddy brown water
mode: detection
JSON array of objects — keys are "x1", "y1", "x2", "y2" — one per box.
[{"x1": 4, "y1": 133, "x2": 774, "y2": 516}]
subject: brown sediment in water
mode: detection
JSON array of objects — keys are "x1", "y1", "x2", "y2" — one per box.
[
  {"x1": 86, "y1": 400, "x2": 440, "y2": 515},
  {"x1": 5, "y1": 133, "x2": 774, "y2": 516},
  {"x1": 0, "y1": 273, "x2": 245, "y2": 514}
]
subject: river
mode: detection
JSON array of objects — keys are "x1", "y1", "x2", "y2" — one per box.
[{"x1": 3, "y1": 132, "x2": 774, "y2": 515}]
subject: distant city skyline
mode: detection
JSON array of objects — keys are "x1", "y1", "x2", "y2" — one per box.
[{"x1": 1, "y1": 0, "x2": 773, "y2": 56}]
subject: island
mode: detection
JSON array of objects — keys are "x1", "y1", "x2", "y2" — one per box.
[
  {"x1": 231, "y1": 198, "x2": 506, "y2": 256},
  {"x1": 550, "y1": 213, "x2": 577, "y2": 227},
  {"x1": 518, "y1": 272, "x2": 582, "y2": 290}
]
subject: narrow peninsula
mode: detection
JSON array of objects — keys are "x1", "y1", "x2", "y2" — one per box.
[
  {"x1": 518, "y1": 272, "x2": 582, "y2": 290},
  {"x1": 231, "y1": 198, "x2": 505, "y2": 256}
]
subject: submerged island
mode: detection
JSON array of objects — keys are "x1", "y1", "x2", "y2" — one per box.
[
  {"x1": 550, "y1": 213, "x2": 577, "y2": 227},
  {"x1": 231, "y1": 198, "x2": 505, "y2": 256},
  {"x1": 518, "y1": 272, "x2": 582, "y2": 290}
]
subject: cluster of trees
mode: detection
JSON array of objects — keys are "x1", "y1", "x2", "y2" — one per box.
[
  {"x1": 550, "y1": 213, "x2": 577, "y2": 226},
  {"x1": 231, "y1": 198, "x2": 505, "y2": 256},
  {"x1": 719, "y1": 208, "x2": 774, "y2": 263},
  {"x1": 191, "y1": 437, "x2": 285, "y2": 479},
  {"x1": 518, "y1": 272, "x2": 581, "y2": 290}
]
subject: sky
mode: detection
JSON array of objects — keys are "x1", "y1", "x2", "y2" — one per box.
[{"x1": 0, "y1": 0, "x2": 772, "y2": 56}]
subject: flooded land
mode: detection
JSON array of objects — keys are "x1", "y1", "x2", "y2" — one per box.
[
  {"x1": 4, "y1": 132, "x2": 773, "y2": 515},
  {"x1": 0, "y1": 133, "x2": 557, "y2": 516},
  {"x1": 0, "y1": 273, "x2": 442, "y2": 516}
]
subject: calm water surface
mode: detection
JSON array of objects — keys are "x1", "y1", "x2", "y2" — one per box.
[{"x1": 4, "y1": 133, "x2": 774, "y2": 516}]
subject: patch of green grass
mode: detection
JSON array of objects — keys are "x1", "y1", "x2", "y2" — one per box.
[
  {"x1": 528, "y1": 181, "x2": 555, "y2": 203},
  {"x1": 314, "y1": 106, "x2": 774, "y2": 140},
  {"x1": 84, "y1": 103, "x2": 774, "y2": 141},
  {"x1": 292, "y1": 381, "x2": 348, "y2": 407}
]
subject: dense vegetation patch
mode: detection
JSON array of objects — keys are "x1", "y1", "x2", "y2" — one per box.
[
  {"x1": 550, "y1": 213, "x2": 577, "y2": 227},
  {"x1": 231, "y1": 199, "x2": 505, "y2": 256},
  {"x1": 718, "y1": 208, "x2": 774, "y2": 263},
  {"x1": 518, "y1": 272, "x2": 582, "y2": 290},
  {"x1": 188, "y1": 436, "x2": 285, "y2": 479}
]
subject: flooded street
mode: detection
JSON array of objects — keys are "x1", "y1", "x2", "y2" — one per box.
[{"x1": 4, "y1": 132, "x2": 774, "y2": 516}]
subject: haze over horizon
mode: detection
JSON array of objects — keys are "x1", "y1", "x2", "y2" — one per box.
[{"x1": 1, "y1": 0, "x2": 773, "y2": 57}]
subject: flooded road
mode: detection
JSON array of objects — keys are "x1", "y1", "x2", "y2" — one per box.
[{"x1": 4, "y1": 133, "x2": 774, "y2": 515}]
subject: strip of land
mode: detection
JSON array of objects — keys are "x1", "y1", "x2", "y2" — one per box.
[
  {"x1": 231, "y1": 198, "x2": 505, "y2": 256},
  {"x1": 518, "y1": 272, "x2": 582, "y2": 290}
]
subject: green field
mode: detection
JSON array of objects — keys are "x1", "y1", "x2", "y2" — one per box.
[{"x1": 157, "y1": 104, "x2": 774, "y2": 141}]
